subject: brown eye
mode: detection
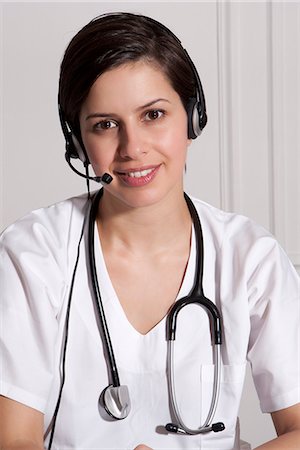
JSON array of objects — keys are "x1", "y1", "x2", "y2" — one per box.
[
  {"x1": 145, "y1": 109, "x2": 164, "y2": 121},
  {"x1": 94, "y1": 120, "x2": 118, "y2": 131}
]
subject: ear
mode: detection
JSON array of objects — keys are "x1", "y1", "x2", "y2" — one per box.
[{"x1": 71, "y1": 133, "x2": 89, "y2": 164}]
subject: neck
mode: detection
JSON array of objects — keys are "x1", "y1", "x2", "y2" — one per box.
[{"x1": 97, "y1": 189, "x2": 192, "y2": 255}]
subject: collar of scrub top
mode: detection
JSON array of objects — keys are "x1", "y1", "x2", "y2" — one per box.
[{"x1": 88, "y1": 188, "x2": 225, "y2": 434}]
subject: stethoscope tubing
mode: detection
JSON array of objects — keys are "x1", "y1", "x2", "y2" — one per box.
[
  {"x1": 88, "y1": 189, "x2": 120, "y2": 387},
  {"x1": 166, "y1": 295, "x2": 223, "y2": 344},
  {"x1": 167, "y1": 342, "x2": 221, "y2": 435},
  {"x1": 88, "y1": 189, "x2": 225, "y2": 432},
  {"x1": 47, "y1": 189, "x2": 225, "y2": 448}
]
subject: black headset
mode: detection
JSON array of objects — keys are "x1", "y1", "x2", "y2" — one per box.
[{"x1": 58, "y1": 13, "x2": 207, "y2": 181}]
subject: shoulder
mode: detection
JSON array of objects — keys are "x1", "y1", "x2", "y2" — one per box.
[
  {"x1": 190, "y1": 195, "x2": 271, "y2": 243},
  {"x1": 189, "y1": 195, "x2": 299, "y2": 282},
  {"x1": 0, "y1": 192, "x2": 92, "y2": 312},
  {"x1": 0, "y1": 192, "x2": 91, "y2": 281},
  {"x1": 0, "y1": 192, "x2": 89, "y2": 250}
]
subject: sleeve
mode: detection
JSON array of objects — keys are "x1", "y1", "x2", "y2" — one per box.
[
  {"x1": 246, "y1": 234, "x2": 300, "y2": 413},
  {"x1": 0, "y1": 213, "x2": 69, "y2": 413}
]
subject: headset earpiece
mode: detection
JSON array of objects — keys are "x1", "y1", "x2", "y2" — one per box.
[
  {"x1": 187, "y1": 97, "x2": 208, "y2": 140},
  {"x1": 59, "y1": 104, "x2": 89, "y2": 165},
  {"x1": 69, "y1": 133, "x2": 89, "y2": 164}
]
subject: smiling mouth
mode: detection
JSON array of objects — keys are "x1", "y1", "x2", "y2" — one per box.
[
  {"x1": 116, "y1": 165, "x2": 160, "y2": 186},
  {"x1": 118, "y1": 168, "x2": 154, "y2": 178}
]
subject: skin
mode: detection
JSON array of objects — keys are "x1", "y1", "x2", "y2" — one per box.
[
  {"x1": 79, "y1": 60, "x2": 191, "y2": 211},
  {"x1": 1, "y1": 60, "x2": 299, "y2": 449},
  {"x1": 79, "y1": 60, "x2": 192, "y2": 335}
]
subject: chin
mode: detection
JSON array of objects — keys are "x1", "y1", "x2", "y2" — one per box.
[{"x1": 104, "y1": 185, "x2": 171, "y2": 210}]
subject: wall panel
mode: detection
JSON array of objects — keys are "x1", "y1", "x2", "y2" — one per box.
[
  {"x1": 271, "y1": 2, "x2": 300, "y2": 273},
  {"x1": 216, "y1": 1, "x2": 299, "y2": 274},
  {"x1": 217, "y1": 3, "x2": 300, "y2": 447}
]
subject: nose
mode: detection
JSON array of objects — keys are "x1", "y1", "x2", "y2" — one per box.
[{"x1": 118, "y1": 123, "x2": 147, "y2": 160}]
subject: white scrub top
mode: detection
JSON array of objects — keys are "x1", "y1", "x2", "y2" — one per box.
[{"x1": 1, "y1": 192, "x2": 299, "y2": 450}]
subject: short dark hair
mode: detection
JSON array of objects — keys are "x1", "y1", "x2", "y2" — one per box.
[{"x1": 58, "y1": 12, "x2": 197, "y2": 138}]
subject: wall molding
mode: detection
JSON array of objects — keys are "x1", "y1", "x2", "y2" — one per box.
[
  {"x1": 216, "y1": 1, "x2": 233, "y2": 212},
  {"x1": 271, "y1": 2, "x2": 300, "y2": 269},
  {"x1": 271, "y1": 1, "x2": 287, "y2": 247},
  {"x1": 217, "y1": 1, "x2": 247, "y2": 214}
]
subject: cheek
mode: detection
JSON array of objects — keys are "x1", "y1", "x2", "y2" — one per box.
[
  {"x1": 82, "y1": 135, "x2": 114, "y2": 172},
  {"x1": 162, "y1": 119, "x2": 189, "y2": 161}
]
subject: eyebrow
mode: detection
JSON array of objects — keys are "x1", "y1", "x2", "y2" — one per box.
[{"x1": 85, "y1": 98, "x2": 170, "y2": 121}]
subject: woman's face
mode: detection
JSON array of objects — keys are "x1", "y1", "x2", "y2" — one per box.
[{"x1": 79, "y1": 60, "x2": 191, "y2": 210}]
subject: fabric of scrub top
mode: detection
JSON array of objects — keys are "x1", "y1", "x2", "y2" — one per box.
[{"x1": 0, "y1": 192, "x2": 299, "y2": 450}]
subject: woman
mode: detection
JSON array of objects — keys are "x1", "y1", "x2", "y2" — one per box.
[{"x1": 0, "y1": 12, "x2": 299, "y2": 450}]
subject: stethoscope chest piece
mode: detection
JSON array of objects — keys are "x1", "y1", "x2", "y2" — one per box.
[{"x1": 100, "y1": 384, "x2": 131, "y2": 420}]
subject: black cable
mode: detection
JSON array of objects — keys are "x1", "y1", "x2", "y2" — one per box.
[
  {"x1": 47, "y1": 208, "x2": 88, "y2": 449},
  {"x1": 84, "y1": 161, "x2": 91, "y2": 200}
]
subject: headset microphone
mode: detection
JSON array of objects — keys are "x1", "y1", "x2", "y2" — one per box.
[
  {"x1": 97, "y1": 173, "x2": 113, "y2": 184},
  {"x1": 59, "y1": 105, "x2": 113, "y2": 185},
  {"x1": 65, "y1": 151, "x2": 113, "y2": 184}
]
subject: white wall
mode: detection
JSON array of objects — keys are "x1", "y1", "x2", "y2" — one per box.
[{"x1": 1, "y1": 1, "x2": 299, "y2": 448}]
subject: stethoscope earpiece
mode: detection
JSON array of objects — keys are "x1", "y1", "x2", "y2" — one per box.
[
  {"x1": 212, "y1": 422, "x2": 226, "y2": 432},
  {"x1": 165, "y1": 421, "x2": 225, "y2": 435}
]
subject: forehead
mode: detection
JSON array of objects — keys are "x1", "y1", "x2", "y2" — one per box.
[{"x1": 82, "y1": 60, "x2": 179, "y2": 111}]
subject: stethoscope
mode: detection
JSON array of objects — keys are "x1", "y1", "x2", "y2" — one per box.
[{"x1": 88, "y1": 188, "x2": 225, "y2": 435}]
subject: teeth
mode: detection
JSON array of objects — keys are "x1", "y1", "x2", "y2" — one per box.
[{"x1": 128, "y1": 168, "x2": 153, "y2": 178}]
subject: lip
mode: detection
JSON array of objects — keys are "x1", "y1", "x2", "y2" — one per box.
[{"x1": 115, "y1": 164, "x2": 161, "y2": 187}]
